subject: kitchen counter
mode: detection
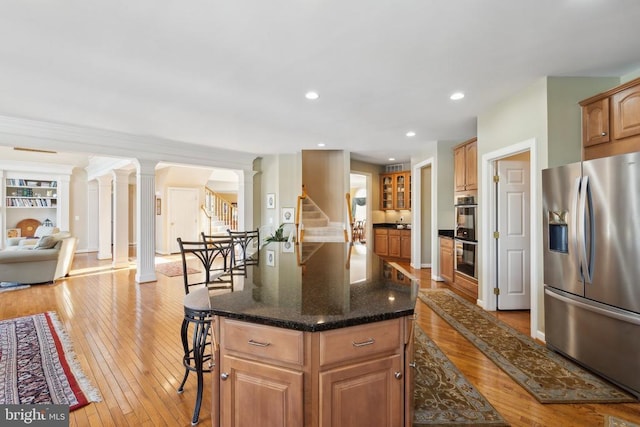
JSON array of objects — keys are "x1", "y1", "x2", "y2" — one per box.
[
  {"x1": 209, "y1": 242, "x2": 418, "y2": 332},
  {"x1": 373, "y1": 222, "x2": 412, "y2": 229},
  {"x1": 210, "y1": 242, "x2": 417, "y2": 426}
]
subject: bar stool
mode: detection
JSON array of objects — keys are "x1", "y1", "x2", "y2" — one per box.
[
  {"x1": 176, "y1": 238, "x2": 234, "y2": 425},
  {"x1": 177, "y1": 287, "x2": 212, "y2": 426},
  {"x1": 178, "y1": 237, "x2": 234, "y2": 293},
  {"x1": 226, "y1": 228, "x2": 260, "y2": 277}
]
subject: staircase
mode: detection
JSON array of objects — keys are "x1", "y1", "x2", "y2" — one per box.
[
  {"x1": 202, "y1": 187, "x2": 238, "y2": 234},
  {"x1": 296, "y1": 241, "x2": 324, "y2": 265},
  {"x1": 297, "y1": 193, "x2": 346, "y2": 242}
]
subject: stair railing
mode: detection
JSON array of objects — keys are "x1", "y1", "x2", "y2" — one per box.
[
  {"x1": 203, "y1": 187, "x2": 238, "y2": 233},
  {"x1": 297, "y1": 185, "x2": 349, "y2": 243},
  {"x1": 345, "y1": 193, "x2": 353, "y2": 242},
  {"x1": 295, "y1": 185, "x2": 308, "y2": 243}
]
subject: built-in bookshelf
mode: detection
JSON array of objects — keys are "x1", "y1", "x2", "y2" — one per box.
[
  {"x1": 1, "y1": 164, "x2": 72, "y2": 247},
  {"x1": 5, "y1": 179, "x2": 58, "y2": 208}
]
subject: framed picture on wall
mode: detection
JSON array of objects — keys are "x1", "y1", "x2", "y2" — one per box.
[
  {"x1": 7, "y1": 228, "x2": 20, "y2": 239},
  {"x1": 282, "y1": 241, "x2": 294, "y2": 253},
  {"x1": 267, "y1": 193, "x2": 276, "y2": 209},
  {"x1": 266, "y1": 249, "x2": 275, "y2": 266},
  {"x1": 281, "y1": 207, "x2": 294, "y2": 223}
]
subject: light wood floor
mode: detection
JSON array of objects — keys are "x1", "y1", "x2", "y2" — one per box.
[{"x1": 1, "y1": 253, "x2": 638, "y2": 426}]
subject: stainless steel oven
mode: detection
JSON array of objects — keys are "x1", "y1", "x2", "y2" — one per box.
[
  {"x1": 455, "y1": 196, "x2": 477, "y2": 241},
  {"x1": 454, "y1": 238, "x2": 478, "y2": 279}
]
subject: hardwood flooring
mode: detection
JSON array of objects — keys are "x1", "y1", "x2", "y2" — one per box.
[{"x1": 0, "y1": 253, "x2": 638, "y2": 426}]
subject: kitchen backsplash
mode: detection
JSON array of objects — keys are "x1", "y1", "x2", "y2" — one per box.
[{"x1": 378, "y1": 209, "x2": 412, "y2": 224}]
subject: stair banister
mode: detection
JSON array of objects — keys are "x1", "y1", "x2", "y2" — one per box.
[
  {"x1": 345, "y1": 192, "x2": 353, "y2": 242},
  {"x1": 204, "y1": 186, "x2": 238, "y2": 233},
  {"x1": 296, "y1": 185, "x2": 307, "y2": 243}
]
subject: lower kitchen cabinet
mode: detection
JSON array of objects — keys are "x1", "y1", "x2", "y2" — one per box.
[
  {"x1": 375, "y1": 227, "x2": 411, "y2": 260},
  {"x1": 389, "y1": 229, "x2": 401, "y2": 257},
  {"x1": 320, "y1": 355, "x2": 403, "y2": 427},
  {"x1": 400, "y1": 231, "x2": 411, "y2": 259},
  {"x1": 220, "y1": 355, "x2": 303, "y2": 427},
  {"x1": 439, "y1": 237, "x2": 454, "y2": 283},
  {"x1": 214, "y1": 316, "x2": 411, "y2": 427},
  {"x1": 375, "y1": 228, "x2": 389, "y2": 256}
]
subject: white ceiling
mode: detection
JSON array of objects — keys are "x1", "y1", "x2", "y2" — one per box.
[{"x1": 2, "y1": 0, "x2": 640, "y2": 165}]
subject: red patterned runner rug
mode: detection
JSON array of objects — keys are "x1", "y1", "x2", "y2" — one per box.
[{"x1": 0, "y1": 312, "x2": 101, "y2": 410}]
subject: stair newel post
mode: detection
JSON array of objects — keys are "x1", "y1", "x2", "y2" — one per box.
[
  {"x1": 296, "y1": 185, "x2": 306, "y2": 243},
  {"x1": 345, "y1": 192, "x2": 353, "y2": 242}
]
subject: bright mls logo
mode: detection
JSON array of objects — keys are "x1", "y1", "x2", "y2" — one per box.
[{"x1": 1, "y1": 405, "x2": 68, "y2": 426}]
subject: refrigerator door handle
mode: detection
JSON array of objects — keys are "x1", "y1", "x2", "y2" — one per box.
[
  {"x1": 571, "y1": 176, "x2": 581, "y2": 269},
  {"x1": 545, "y1": 288, "x2": 640, "y2": 326},
  {"x1": 578, "y1": 176, "x2": 592, "y2": 284}
]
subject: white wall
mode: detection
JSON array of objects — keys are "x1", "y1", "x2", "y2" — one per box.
[
  {"x1": 477, "y1": 75, "x2": 626, "y2": 336},
  {"x1": 258, "y1": 154, "x2": 301, "y2": 240}
]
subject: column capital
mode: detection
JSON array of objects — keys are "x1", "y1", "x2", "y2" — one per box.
[{"x1": 135, "y1": 159, "x2": 158, "y2": 175}]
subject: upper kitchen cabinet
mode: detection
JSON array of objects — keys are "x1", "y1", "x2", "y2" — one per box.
[
  {"x1": 580, "y1": 77, "x2": 640, "y2": 161},
  {"x1": 454, "y1": 138, "x2": 477, "y2": 193},
  {"x1": 380, "y1": 171, "x2": 411, "y2": 210}
]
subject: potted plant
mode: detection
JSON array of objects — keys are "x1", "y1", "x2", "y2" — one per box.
[{"x1": 265, "y1": 223, "x2": 288, "y2": 243}]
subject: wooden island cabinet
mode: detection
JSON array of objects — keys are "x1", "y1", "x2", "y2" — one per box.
[
  {"x1": 215, "y1": 317, "x2": 410, "y2": 427},
  {"x1": 210, "y1": 242, "x2": 418, "y2": 427}
]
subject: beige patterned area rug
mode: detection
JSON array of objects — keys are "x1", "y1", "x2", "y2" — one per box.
[
  {"x1": 605, "y1": 415, "x2": 640, "y2": 427},
  {"x1": 155, "y1": 261, "x2": 201, "y2": 277},
  {"x1": 413, "y1": 324, "x2": 508, "y2": 426},
  {"x1": 419, "y1": 289, "x2": 637, "y2": 404}
]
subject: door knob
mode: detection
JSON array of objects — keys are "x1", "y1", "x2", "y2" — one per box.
[
  {"x1": 394, "y1": 371, "x2": 402, "y2": 380},
  {"x1": 221, "y1": 372, "x2": 229, "y2": 380}
]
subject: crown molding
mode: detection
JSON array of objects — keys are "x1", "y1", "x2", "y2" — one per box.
[
  {"x1": 0, "y1": 114, "x2": 257, "y2": 171},
  {"x1": 0, "y1": 159, "x2": 74, "y2": 175}
]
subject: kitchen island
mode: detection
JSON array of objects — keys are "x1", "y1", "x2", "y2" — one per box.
[{"x1": 209, "y1": 242, "x2": 418, "y2": 427}]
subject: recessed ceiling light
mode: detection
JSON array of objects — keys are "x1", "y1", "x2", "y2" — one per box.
[
  {"x1": 450, "y1": 92, "x2": 465, "y2": 101},
  {"x1": 406, "y1": 131, "x2": 416, "y2": 137},
  {"x1": 317, "y1": 142, "x2": 325, "y2": 147},
  {"x1": 305, "y1": 91, "x2": 319, "y2": 100},
  {"x1": 388, "y1": 157, "x2": 396, "y2": 161}
]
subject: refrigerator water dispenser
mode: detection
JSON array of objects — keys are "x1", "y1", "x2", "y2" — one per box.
[{"x1": 548, "y1": 211, "x2": 568, "y2": 253}]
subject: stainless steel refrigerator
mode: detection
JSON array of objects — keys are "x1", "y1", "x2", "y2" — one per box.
[{"x1": 542, "y1": 151, "x2": 640, "y2": 398}]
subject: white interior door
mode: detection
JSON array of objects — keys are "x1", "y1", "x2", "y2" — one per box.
[
  {"x1": 497, "y1": 159, "x2": 530, "y2": 310},
  {"x1": 168, "y1": 187, "x2": 199, "y2": 254}
]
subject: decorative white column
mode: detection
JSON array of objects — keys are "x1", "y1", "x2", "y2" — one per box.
[
  {"x1": 96, "y1": 174, "x2": 113, "y2": 260},
  {"x1": 0, "y1": 170, "x2": 4, "y2": 250},
  {"x1": 112, "y1": 169, "x2": 130, "y2": 269},
  {"x1": 135, "y1": 159, "x2": 157, "y2": 283},
  {"x1": 55, "y1": 174, "x2": 71, "y2": 232},
  {"x1": 236, "y1": 168, "x2": 256, "y2": 231}
]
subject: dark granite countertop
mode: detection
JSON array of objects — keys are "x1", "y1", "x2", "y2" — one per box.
[
  {"x1": 373, "y1": 223, "x2": 411, "y2": 229},
  {"x1": 209, "y1": 242, "x2": 418, "y2": 332},
  {"x1": 438, "y1": 229, "x2": 454, "y2": 238}
]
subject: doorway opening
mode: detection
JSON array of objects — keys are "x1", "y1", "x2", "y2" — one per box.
[
  {"x1": 494, "y1": 151, "x2": 530, "y2": 311},
  {"x1": 349, "y1": 173, "x2": 368, "y2": 245},
  {"x1": 481, "y1": 138, "x2": 540, "y2": 339}
]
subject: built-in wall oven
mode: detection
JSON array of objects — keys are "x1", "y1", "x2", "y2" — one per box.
[
  {"x1": 454, "y1": 195, "x2": 478, "y2": 279},
  {"x1": 455, "y1": 196, "x2": 477, "y2": 241},
  {"x1": 454, "y1": 239, "x2": 478, "y2": 279}
]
